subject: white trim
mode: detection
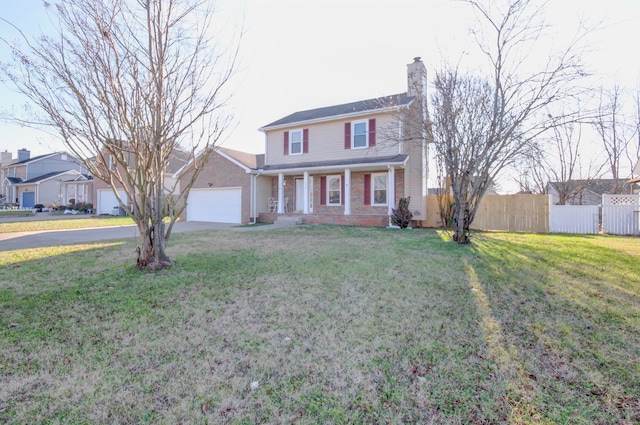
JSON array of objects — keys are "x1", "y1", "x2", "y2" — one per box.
[
  {"x1": 371, "y1": 172, "x2": 388, "y2": 206},
  {"x1": 303, "y1": 172, "x2": 310, "y2": 214},
  {"x1": 258, "y1": 100, "x2": 414, "y2": 132},
  {"x1": 277, "y1": 173, "x2": 285, "y2": 213},
  {"x1": 388, "y1": 166, "x2": 396, "y2": 218},
  {"x1": 344, "y1": 168, "x2": 351, "y2": 215},
  {"x1": 288, "y1": 128, "x2": 304, "y2": 155},
  {"x1": 11, "y1": 170, "x2": 88, "y2": 186},
  {"x1": 259, "y1": 157, "x2": 409, "y2": 175},
  {"x1": 172, "y1": 147, "x2": 254, "y2": 179},
  {"x1": 327, "y1": 175, "x2": 341, "y2": 206}
]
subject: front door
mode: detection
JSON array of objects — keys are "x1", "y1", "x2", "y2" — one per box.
[{"x1": 295, "y1": 178, "x2": 304, "y2": 211}]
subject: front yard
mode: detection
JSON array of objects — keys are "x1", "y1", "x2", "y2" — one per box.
[{"x1": 0, "y1": 226, "x2": 638, "y2": 424}]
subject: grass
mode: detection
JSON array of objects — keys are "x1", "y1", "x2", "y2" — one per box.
[
  {"x1": 0, "y1": 216, "x2": 135, "y2": 233},
  {"x1": 0, "y1": 226, "x2": 639, "y2": 424},
  {"x1": 0, "y1": 210, "x2": 35, "y2": 218}
]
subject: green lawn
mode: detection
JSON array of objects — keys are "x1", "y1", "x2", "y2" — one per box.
[
  {"x1": 0, "y1": 226, "x2": 638, "y2": 424},
  {"x1": 0, "y1": 216, "x2": 135, "y2": 234}
]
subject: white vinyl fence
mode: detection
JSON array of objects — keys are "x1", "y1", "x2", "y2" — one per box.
[
  {"x1": 549, "y1": 203, "x2": 600, "y2": 234},
  {"x1": 602, "y1": 194, "x2": 640, "y2": 236},
  {"x1": 548, "y1": 194, "x2": 640, "y2": 235}
]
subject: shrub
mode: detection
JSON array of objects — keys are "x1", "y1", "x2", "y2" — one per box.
[{"x1": 391, "y1": 197, "x2": 413, "y2": 229}]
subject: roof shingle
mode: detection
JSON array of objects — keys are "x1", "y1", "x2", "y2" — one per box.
[{"x1": 260, "y1": 93, "x2": 414, "y2": 130}]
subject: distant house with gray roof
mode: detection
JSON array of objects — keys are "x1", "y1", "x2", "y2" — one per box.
[
  {"x1": 547, "y1": 179, "x2": 631, "y2": 205},
  {"x1": 1, "y1": 149, "x2": 90, "y2": 208}
]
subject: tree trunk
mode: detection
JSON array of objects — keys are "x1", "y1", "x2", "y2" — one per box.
[
  {"x1": 452, "y1": 202, "x2": 472, "y2": 244},
  {"x1": 136, "y1": 221, "x2": 172, "y2": 271}
]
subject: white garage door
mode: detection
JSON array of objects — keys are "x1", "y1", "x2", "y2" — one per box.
[
  {"x1": 97, "y1": 189, "x2": 127, "y2": 215},
  {"x1": 187, "y1": 188, "x2": 242, "y2": 223}
]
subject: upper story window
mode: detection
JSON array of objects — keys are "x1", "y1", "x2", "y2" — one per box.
[
  {"x1": 289, "y1": 129, "x2": 302, "y2": 155},
  {"x1": 345, "y1": 118, "x2": 376, "y2": 150},
  {"x1": 284, "y1": 129, "x2": 308, "y2": 156},
  {"x1": 352, "y1": 121, "x2": 368, "y2": 149}
]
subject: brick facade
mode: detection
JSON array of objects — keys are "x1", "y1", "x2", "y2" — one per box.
[
  {"x1": 261, "y1": 169, "x2": 406, "y2": 227},
  {"x1": 179, "y1": 151, "x2": 254, "y2": 223}
]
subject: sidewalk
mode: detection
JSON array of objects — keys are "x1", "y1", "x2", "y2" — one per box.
[{"x1": 0, "y1": 218, "x2": 293, "y2": 252}]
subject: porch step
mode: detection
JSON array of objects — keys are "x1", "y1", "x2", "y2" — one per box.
[{"x1": 274, "y1": 215, "x2": 303, "y2": 226}]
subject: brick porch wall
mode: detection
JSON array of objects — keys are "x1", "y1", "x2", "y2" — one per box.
[
  {"x1": 258, "y1": 212, "x2": 390, "y2": 227},
  {"x1": 268, "y1": 169, "x2": 406, "y2": 217}
]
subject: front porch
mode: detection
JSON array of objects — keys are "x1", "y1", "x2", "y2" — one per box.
[{"x1": 258, "y1": 211, "x2": 390, "y2": 227}]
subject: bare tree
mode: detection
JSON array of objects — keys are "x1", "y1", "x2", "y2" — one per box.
[
  {"x1": 513, "y1": 143, "x2": 548, "y2": 195},
  {"x1": 540, "y1": 121, "x2": 602, "y2": 204},
  {"x1": 593, "y1": 85, "x2": 638, "y2": 191},
  {"x1": 0, "y1": 0, "x2": 237, "y2": 270},
  {"x1": 428, "y1": 0, "x2": 588, "y2": 243}
]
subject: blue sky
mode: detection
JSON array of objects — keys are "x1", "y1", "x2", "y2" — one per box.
[{"x1": 1, "y1": 0, "x2": 639, "y2": 191}]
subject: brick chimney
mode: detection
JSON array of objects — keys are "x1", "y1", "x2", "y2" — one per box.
[
  {"x1": 407, "y1": 57, "x2": 427, "y2": 98},
  {"x1": 17, "y1": 148, "x2": 30, "y2": 162}
]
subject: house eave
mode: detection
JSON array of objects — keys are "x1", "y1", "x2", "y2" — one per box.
[
  {"x1": 258, "y1": 101, "x2": 413, "y2": 133},
  {"x1": 258, "y1": 155, "x2": 409, "y2": 176}
]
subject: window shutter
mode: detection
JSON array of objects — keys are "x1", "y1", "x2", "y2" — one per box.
[
  {"x1": 369, "y1": 119, "x2": 376, "y2": 147},
  {"x1": 344, "y1": 123, "x2": 351, "y2": 149},
  {"x1": 303, "y1": 128, "x2": 309, "y2": 154},
  {"x1": 341, "y1": 176, "x2": 345, "y2": 205},
  {"x1": 364, "y1": 174, "x2": 371, "y2": 205},
  {"x1": 284, "y1": 131, "x2": 289, "y2": 155},
  {"x1": 320, "y1": 176, "x2": 326, "y2": 205}
]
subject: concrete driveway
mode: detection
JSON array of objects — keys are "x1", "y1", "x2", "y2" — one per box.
[{"x1": 0, "y1": 219, "x2": 284, "y2": 252}]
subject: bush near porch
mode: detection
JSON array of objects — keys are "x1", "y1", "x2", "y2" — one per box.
[{"x1": 1, "y1": 227, "x2": 639, "y2": 424}]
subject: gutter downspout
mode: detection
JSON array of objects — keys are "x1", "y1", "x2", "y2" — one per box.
[{"x1": 250, "y1": 171, "x2": 262, "y2": 225}]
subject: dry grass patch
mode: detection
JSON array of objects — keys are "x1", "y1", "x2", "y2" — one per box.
[
  {"x1": 0, "y1": 216, "x2": 134, "y2": 234},
  {"x1": 0, "y1": 226, "x2": 639, "y2": 424}
]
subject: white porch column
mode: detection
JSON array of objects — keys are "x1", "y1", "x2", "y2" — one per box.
[
  {"x1": 303, "y1": 171, "x2": 310, "y2": 214},
  {"x1": 277, "y1": 173, "x2": 285, "y2": 214},
  {"x1": 344, "y1": 168, "x2": 351, "y2": 215},
  {"x1": 388, "y1": 166, "x2": 396, "y2": 217}
]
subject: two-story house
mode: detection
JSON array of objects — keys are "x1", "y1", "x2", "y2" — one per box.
[
  {"x1": 255, "y1": 57, "x2": 429, "y2": 227},
  {"x1": 1, "y1": 149, "x2": 91, "y2": 208}
]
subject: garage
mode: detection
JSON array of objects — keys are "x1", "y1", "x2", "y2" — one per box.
[
  {"x1": 97, "y1": 189, "x2": 128, "y2": 215},
  {"x1": 187, "y1": 187, "x2": 242, "y2": 223}
]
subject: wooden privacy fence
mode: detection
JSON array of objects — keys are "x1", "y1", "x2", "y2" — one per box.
[
  {"x1": 423, "y1": 194, "x2": 549, "y2": 233},
  {"x1": 423, "y1": 193, "x2": 640, "y2": 235}
]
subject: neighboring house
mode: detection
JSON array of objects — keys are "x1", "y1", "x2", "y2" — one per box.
[
  {"x1": 177, "y1": 147, "x2": 265, "y2": 224},
  {"x1": 1, "y1": 149, "x2": 91, "y2": 208},
  {"x1": 92, "y1": 149, "x2": 191, "y2": 215},
  {"x1": 548, "y1": 179, "x2": 630, "y2": 205},
  {"x1": 0, "y1": 150, "x2": 15, "y2": 205},
  {"x1": 629, "y1": 158, "x2": 640, "y2": 194},
  {"x1": 255, "y1": 57, "x2": 430, "y2": 227}
]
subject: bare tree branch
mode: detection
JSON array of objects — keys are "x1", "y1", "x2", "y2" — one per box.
[{"x1": 0, "y1": 0, "x2": 239, "y2": 270}]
